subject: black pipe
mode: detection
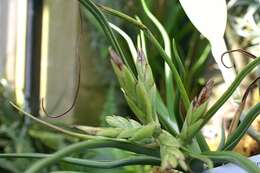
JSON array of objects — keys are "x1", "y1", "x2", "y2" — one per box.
[{"x1": 25, "y1": 0, "x2": 43, "y2": 115}]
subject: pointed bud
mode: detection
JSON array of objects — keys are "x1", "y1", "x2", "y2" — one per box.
[
  {"x1": 195, "y1": 79, "x2": 214, "y2": 107},
  {"x1": 137, "y1": 49, "x2": 146, "y2": 64},
  {"x1": 136, "y1": 49, "x2": 155, "y2": 89},
  {"x1": 109, "y1": 48, "x2": 124, "y2": 70}
]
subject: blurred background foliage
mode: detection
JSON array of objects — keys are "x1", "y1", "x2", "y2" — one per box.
[{"x1": 0, "y1": 0, "x2": 259, "y2": 172}]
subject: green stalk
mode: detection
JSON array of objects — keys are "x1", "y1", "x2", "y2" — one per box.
[
  {"x1": 140, "y1": 0, "x2": 176, "y2": 124},
  {"x1": 145, "y1": 29, "x2": 190, "y2": 109},
  {"x1": 10, "y1": 102, "x2": 95, "y2": 140},
  {"x1": 223, "y1": 103, "x2": 260, "y2": 150},
  {"x1": 156, "y1": 92, "x2": 179, "y2": 135},
  {"x1": 50, "y1": 172, "x2": 87, "y2": 173},
  {"x1": 98, "y1": 4, "x2": 147, "y2": 30},
  {"x1": 186, "y1": 44, "x2": 211, "y2": 89},
  {"x1": 203, "y1": 151, "x2": 260, "y2": 173},
  {"x1": 25, "y1": 140, "x2": 160, "y2": 173},
  {"x1": 172, "y1": 38, "x2": 186, "y2": 78},
  {"x1": 0, "y1": 153, "x2": 160, "y2": 169},
  {"x1": 189, "y1": 45, "x2": 211, "y2": 79}
]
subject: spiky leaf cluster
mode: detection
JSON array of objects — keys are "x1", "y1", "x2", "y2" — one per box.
[
  {"x1": 76, "y1": 115, "x2": 159, "y2": 142},
  {"x1": 110, "y1": 48, "x2": 158, "y2": 124}
]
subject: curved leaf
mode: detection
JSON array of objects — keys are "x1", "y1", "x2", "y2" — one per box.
[
  {"x1": 109, "y1": 23, "x2": 138, "y2": 62},
  {"x1": 79, "y1": 0, "x2": 132, "y2": 71},
  {"x1": 0, "y1": 153, "x2": 160, "y2": 170},
  {"x1": 203, "y1": 151, "x2": 260, "y2": 173},
  {"x1": 224, "y1": 103, "x2": 260, "y2": 150},
  {"x1": 24, "y1": 140, "x2": 160, "y2": 173}
]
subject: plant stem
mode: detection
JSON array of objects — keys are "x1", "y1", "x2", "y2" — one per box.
[
  {"x1": 25, "y1": 140, "x2": 160, "y2": 173},
  {"x1": 144, "y1": 30, "x2": 190, "y2": 109},
  {"x1": 10, "y1": 102, "x2": 95, "y2": 140},
  {"x1": 203, "y1": 151, "x2": 260, "y2": 173},
  {"x1": 0, "y1": 153, "x2": 160, "y2": 169},
  {"x1": 223, "y1": 103, "x2": 260, "y2": 150}
]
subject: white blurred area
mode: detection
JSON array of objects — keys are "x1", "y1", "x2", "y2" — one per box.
[
  {"x1": 0, "y1": 0, "x2": 17, "y2": 87},
  {"x1": 0, "y1": 0, "x2": 79, "y2": 119}
]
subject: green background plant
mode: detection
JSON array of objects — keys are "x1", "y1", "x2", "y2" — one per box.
[{"x1": 0, "y1": 0, "x2": 259, "y2": 173}]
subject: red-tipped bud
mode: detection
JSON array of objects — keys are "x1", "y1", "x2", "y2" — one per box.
[
  {"x1": 195, "y1": 79, "x2": 214, "y2": 107},
  {"x1": 109, "y1": 47, "x2": 124, "y2": 70}
]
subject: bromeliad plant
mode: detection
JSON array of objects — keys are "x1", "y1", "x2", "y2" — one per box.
[{"x1": 1, "y1": 0, "x2": 260, "y2": 173}]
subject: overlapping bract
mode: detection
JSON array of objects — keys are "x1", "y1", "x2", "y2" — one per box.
[
  {"x1": 76, "y1": 115, "x2": 158, "y2": 142},
  {"x1": 180, "y1": 80, "x2": 214, "y2": 142},
  {"x1": 109, "y1": 48, "x2": 192, "y2": 171},
  {"x1": 110, "y1": 48, "x2": 158, "y2": 124}
]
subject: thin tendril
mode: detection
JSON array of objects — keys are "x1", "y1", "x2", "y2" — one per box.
[
  {"x1": 228, "y1": 76, "x2": 260, "y2": 134},
  {"x1": 221, "y1": 49, "x2": 257, "y2": 68},
  {"x1": 241, "y1": 76, "x2": 260, "y2": 103},
  {"x1": 41, "y1": 8, "x2": 83, "y2": 118}
]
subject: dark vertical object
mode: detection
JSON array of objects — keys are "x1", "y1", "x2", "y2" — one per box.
[{"x1": 25, "y1": 0, "x2": 43, "y2": 115}]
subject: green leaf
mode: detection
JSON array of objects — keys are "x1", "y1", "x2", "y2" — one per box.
[
  {"x1": 192, "y1": 101, "x2": 208, "y2": 123},
  {"x1": 0, "y1": 153, "x2": 160, "y2": 170},
  {"x1": 223, "y1": 103, "x2": 260, "y2": 150},
  {"x1": 29, "y1": 130, "x2": 67, "y2": 150},
  {"x1": 203, "y1": 151, "x2": 260, "y2": 173},
  {"x1": 172, "y1": 38, "x2": 186, "y2": 77},
  {"x1": 217, "y1": 120, "x2": 226, "y2": 150},
  {"x1": 188, "y1": 152, "x2": 213, "y2": 169},
  {"x1": 140, "y1": 0, "x2": 176, "y2": 124},
  {"x1": 136, "y1": 17, "x2": 147, "y2": 58},
  {"x1": 50, "y1": 171, "x2": 87, "y2": 173},
  {"x1": 187, "y1": 45, "x2": 211, "y2": 87},
  {"x1": 205, "y1": 56, "x2": 260, "y2": 123},
  {"x1": 187, "y1": 56, "x2": 260, "y2": 138},
  {"x1": 10, "y1": 102, "x2": 96, "y2": 140},
  {"x1": 79, "y1": 0, "x2": 132, "y2": 72},
  {"x1": 130, "y1": 123, "x2": 157, "y2": 141},
  {"x1": 106, "y1": 116, "x2": 130, "y2": 128},
  {"x1": 124, "y1": 95, "x2": 146, "y2": 123},
  {"x1": 98, "y1": 2, "x2": 189, "y2": 111},
  {"x1": 24, "y1": 140, "x2": 160, "y2": 173},
  {"x1": 155, "y1": 92, "x2": 179, "y2": 135},
  {"x1": 109, "y1": 23, "x2": 138, "y2": 62},
  {"x1": 0, "y1": 159, "x2": 20, "y2": 173}
]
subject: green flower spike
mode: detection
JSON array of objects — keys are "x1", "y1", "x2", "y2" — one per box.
[
  {"x1": 109, "y1": 48, "x2": 158, "y2": 124},
  {"x1": 180, "y1": 80, "x2": 214, "y2": 142}
]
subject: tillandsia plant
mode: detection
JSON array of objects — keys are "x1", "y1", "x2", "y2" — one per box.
[{"x1": 1, "y1": 0, "x2": 260, "y2": 173}]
